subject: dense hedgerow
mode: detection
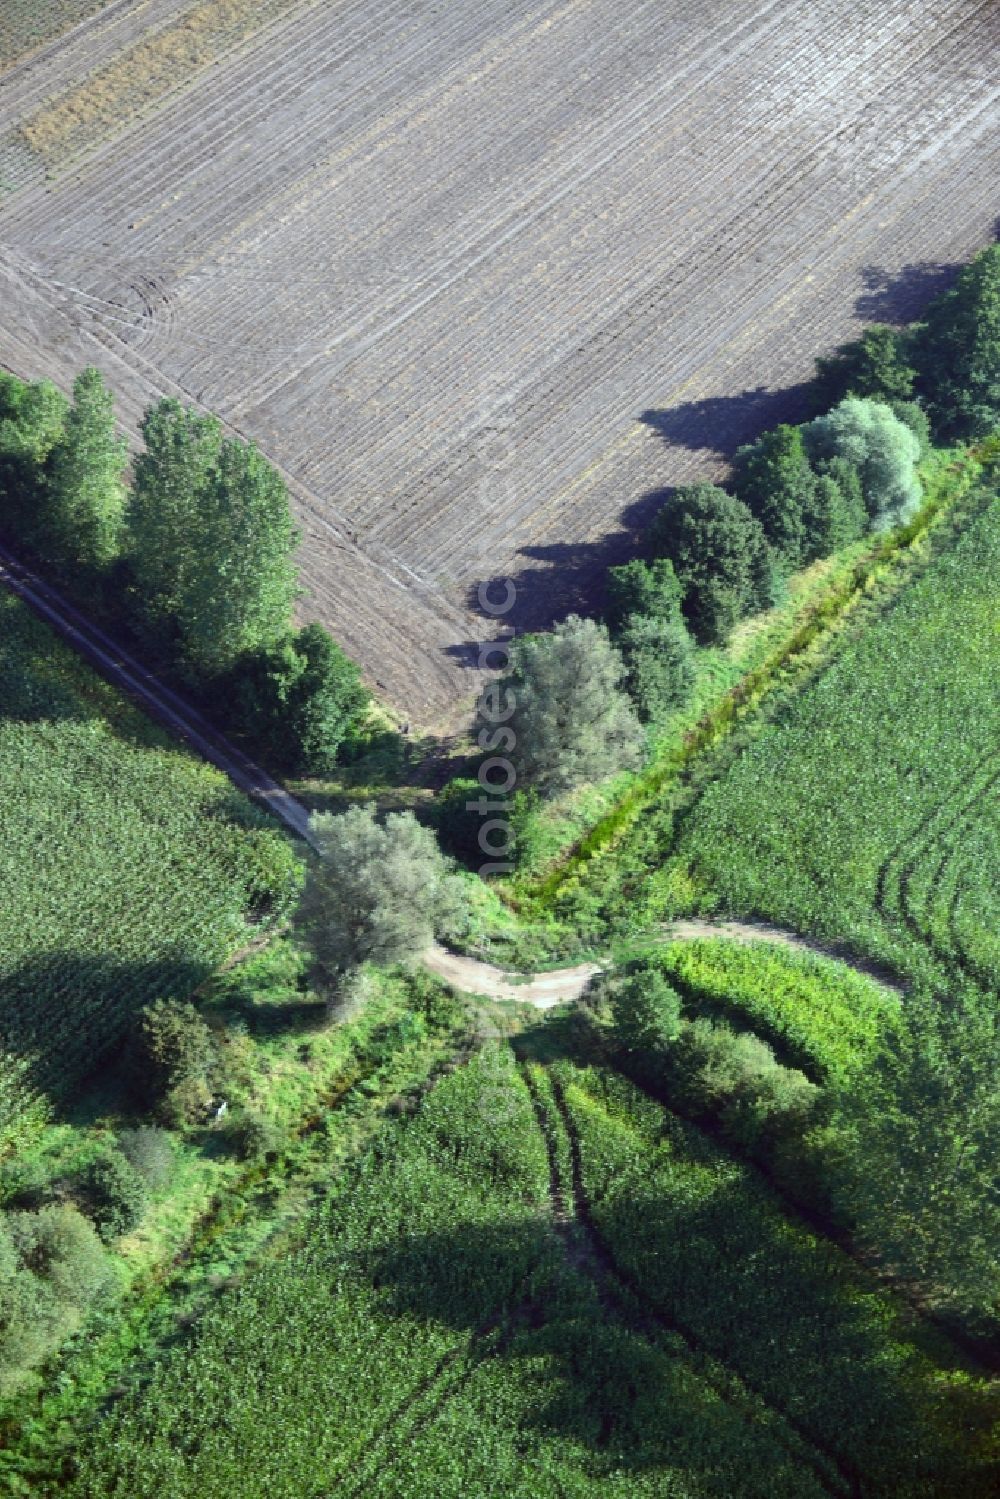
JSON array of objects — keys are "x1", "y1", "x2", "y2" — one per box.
[{"x1": 639, "y1": 939, "x2": 901, "y2": 1082}]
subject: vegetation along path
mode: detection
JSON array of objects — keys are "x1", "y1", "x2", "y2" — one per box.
[{"x1": 423, "y1": 919, "x2": 906, "y2": 1007}]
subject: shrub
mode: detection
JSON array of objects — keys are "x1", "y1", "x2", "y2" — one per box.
[
  {"x1": 126, "y1": 999, "x2": 223, "y2": 1126},
  {"x1": 611, "y1": 970, "x2": 683, "y2": 1056},
  {"x1": 228, "y1": 1110, "x2": 286, "y2": 1162},
  {"x1": 433, "y1": 777, "x2": 484, "y2": 865},
  {"x1": 674, "y1": 1019, "x2": 819, "y2": 1145},
  {"x1": 618, "y1": 614, "x2": 695, "y2": 722},
  {"x1": 0, "y1": 1204, "x2": 108, "y2": 1393},
  {"x1": 75, "y1": 1150, "x2": 149, "y2": 1242},
  {"x1": 648, "y1": 483, "x2": 775, "y2": 644},
  {"x1": 117, "y1": 1126, "x2": 174, "y2": 1189}
]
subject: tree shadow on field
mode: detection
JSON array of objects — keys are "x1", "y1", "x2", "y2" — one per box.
[
  {"x1": 355, "y1": 1179, "x2": 976, "y2": 1490},
  {"x1": 638, "y1": 379, "x2": 820, "y2": 459},
  {"x1": 356, "y1": 1217, "x2": 746, "y2": 1483},
  {"x1": 0, "y1": 950, "x2": 209, "y2": 1129},
  {"x1": 444, "y1": 254, "x2": 976, "y2": 667},
  {"x1": 854, "y1": 260, "x2": 961, "y2": 324}
]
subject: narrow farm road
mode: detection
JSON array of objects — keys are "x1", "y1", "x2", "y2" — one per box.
[
  {"x1": 424, "y1": 919, "x2": 905, "y2": 1006},
  {"x1": 0, "y1": 543, "x2": 319, "y2": 850}
]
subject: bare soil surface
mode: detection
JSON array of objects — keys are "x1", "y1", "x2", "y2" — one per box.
[{"x1": 1, "y1": 0, "x2": 997, "y2": 725}]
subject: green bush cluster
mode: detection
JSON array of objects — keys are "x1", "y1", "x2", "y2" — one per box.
[
  {"x1": 0, "y1": 376, "x2": 368, "y2": 774},
  {"x1": 0, "y1": 1203, "x2": 109, "y2": 1395},
  {"x1": 125, "y1": 999, "x2": 224, "y2": 1128},
  {"x1": 598, "y1": 959, "x2": 821, "y2": 1157},
  {"x1": 645, "y1": 939, "x2": 900, "y2": 1081}
]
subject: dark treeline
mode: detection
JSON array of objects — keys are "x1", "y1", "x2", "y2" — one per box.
[
  {"x1": 436, "y1": 241, "x2": 1000, "y2": 868},
  {"x1": 0, "y1": 381, "x2": 367, "y2": 775},
  {"x1": 611, "y1": 241, "x2": 1000, "y2": 665}
]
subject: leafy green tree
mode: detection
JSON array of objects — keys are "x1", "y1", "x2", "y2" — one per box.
[
  {"x1": 173, "y1": 437, "x2": 298, "y2": 680},
  {"x1": 228, "y1": 624, "x2": 367, "y2": 774},
  {"x1": 803, "y1": 398, "x2": 921, "y2": 531},
  {"x1": 0, "y1": 374, "x2": 68, "y2": 547},
  {"x1": 800, "y1": 457, "x2": 868, "y2": 560},
  {"x1": 618, "y1": 613, "x2": 695, "y2": 723},
  {"x1": 301, "y1": 804, "x2": 469, "y2": 983},
  {"x1": 605, "y1": 557, "x2": 683, "y2": 634},
  {"x1": 813, "y1": 324, "x2": 916, "y2": 408},
  {"x1": 496, "y1": 615, "x2": 643, "y2": 794},
  {"x1": 127, "y1": 999, "x2": 223, "y2": 1126},
  {"x1": 612, "y1": 970, "x2": 683, "y2": 1056},
  {"x1": 128, "y1": 398, "x2": 223, "y2": 646},
  {"x1": 0, "y1": 1205, "x2": 108, "y2": 1394},
  {"x1": 43, "y1": 367, "x2": 126, "y2": 575},
  {"x1": 830, "y1": 988, "x2": 999, "y2": 1320},
  {"x1": 732, "y1": 424, "x2": 815, "y2": 566},
  {"x1": 76, "y1": 1150, "x2": 149, "y2": 1242},
  {"x1": 648, "y1": 483, "x2": 775, "y2": 644},
  {"x1": 912, "y1": 244, "x2": 1000, "y2": 438}
]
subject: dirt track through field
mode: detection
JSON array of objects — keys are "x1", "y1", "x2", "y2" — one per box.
[
  {"x1": 1, "y1": 0, "x2": 997, "y2": 725},
  {"x1": 423, "y1": 918, "x2": 905, "y2": 1006}
]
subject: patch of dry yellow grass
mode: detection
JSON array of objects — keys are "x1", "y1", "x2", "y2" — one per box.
[{"x1": 19, "y1": 0, "x2": 303, "y2": 165}]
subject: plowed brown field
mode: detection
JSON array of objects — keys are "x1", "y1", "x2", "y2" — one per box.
[{"x1": 1, "y1": 0, "x2": 997, "y2": 726}]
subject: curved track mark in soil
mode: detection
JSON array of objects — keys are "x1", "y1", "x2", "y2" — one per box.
[
  {"x1": 874, "y1": 754, "x2": 1000, "y2": 986},
  {"x1": 532, "y1": 1065, "x2": 855, "y2": 1497}
]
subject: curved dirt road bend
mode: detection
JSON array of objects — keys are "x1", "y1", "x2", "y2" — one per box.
[{"x1": 424, "y1": 919, "x2": 905, "y2": 1007}]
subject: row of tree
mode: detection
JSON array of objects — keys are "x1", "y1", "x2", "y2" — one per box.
[
  {"x1": 0, "y1": 375, "x2": 367, "y2": 774},
  {"x1": 433, "y1": 242, "x2": 1000, "y2": 852}
]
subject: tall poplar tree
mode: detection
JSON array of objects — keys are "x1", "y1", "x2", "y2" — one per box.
[
  {"x1": 128, "y1": 398, "x2": 223, "y2": 646},
  {"x1": 45, "y1": 367, "x2": 127, "y2": 574},
  {"x1": 173, "y1": 437, "x2": 298, "y2": 680}
]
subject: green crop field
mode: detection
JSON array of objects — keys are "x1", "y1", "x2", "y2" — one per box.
[
  {"x1": 0, "y1": 592, "x2": 300, "y2": 1146},
  {"x1": 670, "y1": 489, "x2": 1000, "y2": 991},
  {"x1": 61, "y1": 1046, "x2": 994, "y2": 1498},
  {"x1": 637, "y1": 939, "x2": 902, "y2": 1082}
]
